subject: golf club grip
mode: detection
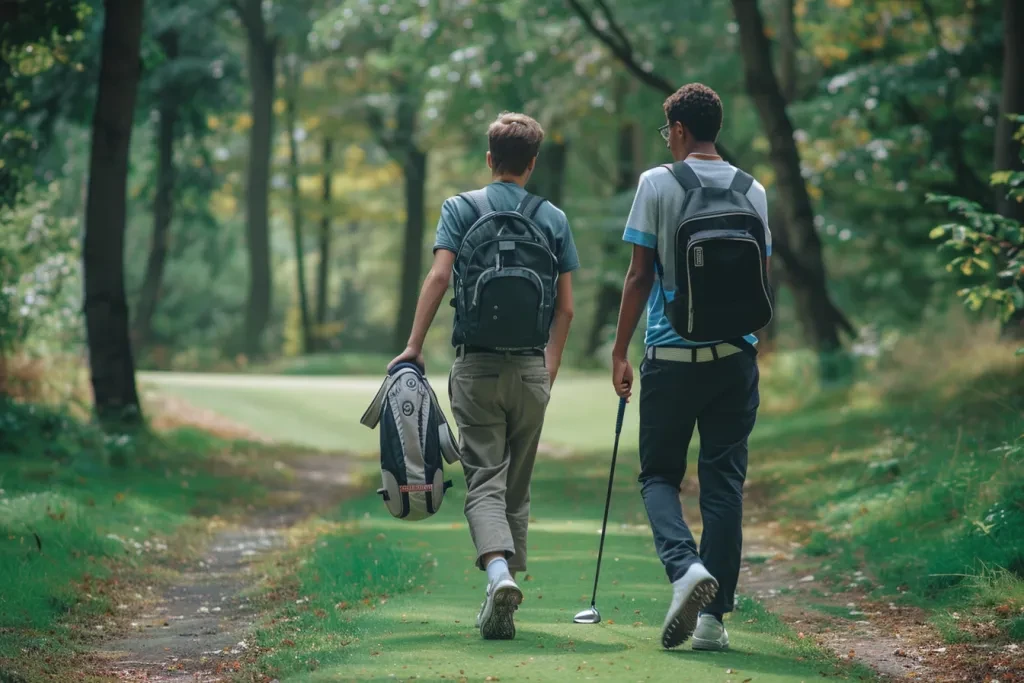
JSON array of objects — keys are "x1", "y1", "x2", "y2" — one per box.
[{"x1": 615, "y1": 396, "x2": 626, "y2": 434}]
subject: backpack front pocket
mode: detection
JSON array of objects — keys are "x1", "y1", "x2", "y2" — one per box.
[
  {"x1": 469, "y1": 267, "x2": 547, "y2": 349},
  {"x1": 685, "y1": 230, "x2": 772, "y2": 341}
]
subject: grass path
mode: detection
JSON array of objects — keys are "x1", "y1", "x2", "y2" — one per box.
[{"x1": 249, "y1": 465, "x2": 861, "y2": 682}]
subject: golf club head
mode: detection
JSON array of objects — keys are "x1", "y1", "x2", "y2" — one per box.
[{"x1": 573, "y1": 606, "x2": 601, "y2": 624}]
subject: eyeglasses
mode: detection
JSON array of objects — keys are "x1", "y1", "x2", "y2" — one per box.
[{"x1": 659, "y1": 123, "x2": 671, "y2": 141}]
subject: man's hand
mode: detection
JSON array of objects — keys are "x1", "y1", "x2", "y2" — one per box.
[
  {"x1": 612, "y1": 355, "x2": 634, "y2": 400},
  {"x1": 547, "y1": 359, "x2": 560, "y2": 388},
  {"x1": 388, "y1": 346, "x2": 424, "y2": 373}
]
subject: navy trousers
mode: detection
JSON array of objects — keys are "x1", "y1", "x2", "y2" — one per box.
[{"x1": 638, "y1": 350, "x2": 760, "y2": 614}]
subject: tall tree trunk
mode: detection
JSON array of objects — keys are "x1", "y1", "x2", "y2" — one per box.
[
  {"x1": 238, "y1": 0, "x2": 275, "y2": 358},
  {"x1": 587, "y1": 104, "x2": 639, "y2": 356},
  {"x1": 996, "y1": 0, "x2": 1024, "y2": 221},
  {"x1": 284, "y1": 59, "x2": 312, "y2": 355},
  {"x1": 525, "y1": 138, "x2": 569, "y2": 206},
  {"x1": 996, "y1": 0, "x2": 1024, "y2": 338},
  {"x1": 778, "y1": 0, "x2": 798, "y2": 102},
  {"x1": 389, "y1": 83, "x2": 428, "y2": 353},
  {"x1": 763, "y1": 0, "x2": 798, "y2": 349},
  {"x1": 133, "y1": 29, "x2": 179, "y2": 354},
  {"x1": 83, "y1": 0, "x2": 144, "y2": 427},
  {"x1": 394, "y1": 145, "x2": 427, "y2": 352},
  {"x1": 336, "y1": 221, "x2": 362, "y2": 332},
  {"x1": 316, "y1": 136, "x2": 334, "y2": 337},
  {"x1": 732, "y1": 0, "x2": 853, "y2": 377}
]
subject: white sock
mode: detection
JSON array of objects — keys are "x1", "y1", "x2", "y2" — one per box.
[{"x1": 485, "y1": 557, "x2": 510, "y2": 584}]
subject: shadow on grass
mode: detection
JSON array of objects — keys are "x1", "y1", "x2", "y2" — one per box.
[{"x1": 379, "y1": 630, "x2": 633, "y2": 656}]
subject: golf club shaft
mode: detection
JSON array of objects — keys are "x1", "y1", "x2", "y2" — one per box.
[{"x1": 589, "y1": 397, "x2": 627, "y2": 606}]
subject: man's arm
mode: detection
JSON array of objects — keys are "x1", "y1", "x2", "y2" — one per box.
[
  {"x1": 545, "y1": 273, "x2": 574, "y2": 386},
  {"x1": 388, "y1": 249, "x2": 456, "y2": 370},
  {"x1": 611, "y1": 245, "x2": 656, "y2": 398}
]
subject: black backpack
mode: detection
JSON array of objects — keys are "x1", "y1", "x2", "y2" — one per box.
[
  {"x1": 660, "y1": 162, "x2": 774, "y2": 343},
  {"x1": 451, "y1": 189, "x2": 559, "y2": 350}
]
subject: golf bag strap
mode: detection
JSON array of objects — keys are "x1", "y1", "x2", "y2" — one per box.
[
  {"x1": 360, "y1": 373, "x2": 396, "y2": 429},
  {"x1": 515, "y1": 193, "x2": 547, "y2": 220},
  {"x1": 458, "y1": 189, "x2": 491, "y2": 222},
  {"x1": 664, "y1": 162, "x2": 702, "y2": 191},
  {"x1": 729, "y1": 170, "x2": 754, "y2": 195},
  {"x1": 426, "y1": 380, "x2": 461, "y2": 463}
]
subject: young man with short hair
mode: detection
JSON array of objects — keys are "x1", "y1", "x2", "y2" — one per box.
[
  {"x1": 389, "y1": 112, "x2": 579, "y2": 640},
  {"x1": 611, "y1": 83, "x2": 771, "y2": 651}
]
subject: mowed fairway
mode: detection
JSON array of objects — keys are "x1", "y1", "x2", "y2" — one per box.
[
  {"x1": 249, "y1": 475, "x2": 858, "y2": 682},
  {"x1": 139, "y1": 371, "x2": 645, "y2": 453},
  {"x1": 140, "y1": 370, "x2": 874, "y2": 682}
]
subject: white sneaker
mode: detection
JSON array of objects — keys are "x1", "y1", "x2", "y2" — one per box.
[
  {"x1": 477, "y1": 575, "x2": 523, "y2": 640},
  {"x1": 661, "y1": 563, "x2": 719, "y2": 649},
  {"x1": 692, "y1": 614, "x2": 729, "y2": 651}
]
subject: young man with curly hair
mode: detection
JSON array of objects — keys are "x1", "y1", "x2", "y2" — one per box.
[{"x1": 611, "y1": 83, "x2": 772, "y2": 651}]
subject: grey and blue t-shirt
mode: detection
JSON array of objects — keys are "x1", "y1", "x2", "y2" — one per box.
[
  {"x1": 433, "y1": 181, "x2": 580, "y2": 272},
  {"x1": 622, "y1": 160, "x2": 772, "y2": 349}
]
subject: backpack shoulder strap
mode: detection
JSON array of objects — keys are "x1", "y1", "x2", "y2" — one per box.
[
  {"x1": 515, "y1": 193, "x2": 547, "y2": 220},
  {"x1": 729, "y1": 169, "x2": 754, "y2": 195},
  {"x1": 663, "y1": 162, "x2": 702, "y2": 191},
  {"x1": 458, "y1": 189, "x2": 492, "y2": 221}
]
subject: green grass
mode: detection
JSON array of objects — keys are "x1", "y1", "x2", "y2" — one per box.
[
  {"x1": 0, "y1": 399, "x2": 283, "y2": 678},
  {"x1": 249, "y1": 460, "x2": 870, "y2": 682},
  {"x1": 248, "y1": 352, "x2": 397, "y2": 377}
]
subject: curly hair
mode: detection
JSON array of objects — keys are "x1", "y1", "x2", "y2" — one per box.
[
  {"x1": 487, "y1": 112, "x2": 545, "y2": 175},
  {"x1": 663, "y1": 83, "x2": 723, "y2": 143}
]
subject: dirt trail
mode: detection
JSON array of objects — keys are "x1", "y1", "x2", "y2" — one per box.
[
  {"x1": 90, "y1": 455, "x2": 356, "y2": 682},
  {"x1": 734, "y1": 492, "x2": 1022, "y2": 682}
]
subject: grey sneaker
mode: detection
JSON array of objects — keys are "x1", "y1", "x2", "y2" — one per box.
[
  {"x1": 478, "y1": 575, "x2": 523, "y2": 640},
  {"x1": 692, "y1": 614, "x2": 729, "y2": 651},
  {"x1": 662, "y1": 563, "x2": 719, "y2": 649}
]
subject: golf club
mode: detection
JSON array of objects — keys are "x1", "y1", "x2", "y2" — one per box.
[{"x1": 573, "y1": 396, "x2": 628, "y2": 625}]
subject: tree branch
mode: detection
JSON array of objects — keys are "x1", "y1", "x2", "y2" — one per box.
[
  {"x1": 566, "y1": 0, "x2": 676, "y2": 95},
  {"x1": 592, "y1": 0, "x2": 632, "y2": 54}
]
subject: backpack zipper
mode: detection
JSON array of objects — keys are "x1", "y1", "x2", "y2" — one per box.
[{"x1": 472, "y1": 266, "x2": 545, "y2": 307}]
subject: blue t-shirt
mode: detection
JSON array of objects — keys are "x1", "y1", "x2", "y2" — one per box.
[
  {"x1": 433, "y1": 181, "x2": 580, "y2": 272},
  {"x1": 622, "y1": 160, "x2": 772, "y2": 348}
]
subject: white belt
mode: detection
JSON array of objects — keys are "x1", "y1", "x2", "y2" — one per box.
[{"x1": 645, "y1": 344, "x2": 742, "y2": 363}]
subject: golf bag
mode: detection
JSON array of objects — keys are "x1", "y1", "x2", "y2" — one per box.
[
  {"x1": 360, "y1": 363, "x2": 460, "y2": 520},
  {"x1": 660, "y1": 161, "x2": 774, "y2": 343}
]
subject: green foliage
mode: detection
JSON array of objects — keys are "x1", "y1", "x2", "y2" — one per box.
[
  {"x1": 928, "y1": 120, "x2": 1024, "y2": 339},
  {"x1": 792, "y1": 0, "x2": 1003, "y2": 329},
  {"x1": 0, "y1": 0, "x2": 96, "y2": 209},
  {"x1": 0, "y1": 183, "x2": 82, "y2": 357}
]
